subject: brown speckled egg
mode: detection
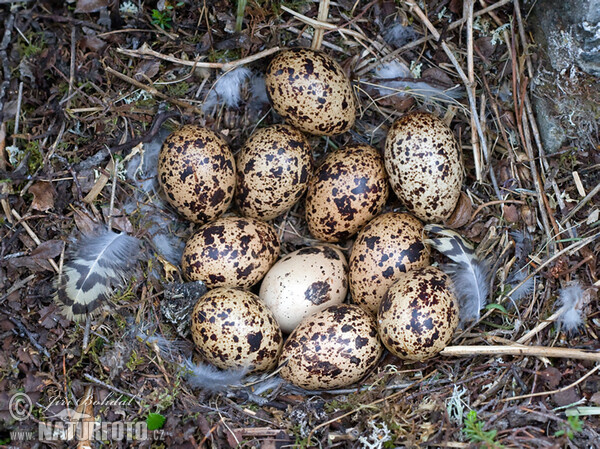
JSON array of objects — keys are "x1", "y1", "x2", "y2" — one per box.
[
  {"x1": 305, "y1": 144, "x2": 389, "y2": 242},
  {"x1": 182, "y1": 216, "x2": 280, "y2": 288},
  {"x1": 236, "y1": 124, "x2": 312, "y2": 221},
  {"x1": 265, "y1": 48, "x2": 356, "y2": 136},
  {"x1": 350, "y1": 213, "x2": 430, "y2": 315},
  {"x1": 378, "y1": 266, "x2": 459, "y2": 361},
  {"x1": 191, "y1": 287, "x2": 283, "y2": 373},
  {"x1": 384, "y1": 113, "x2": 463, "y2": 222},
  {"x1": 279, "y1": 304, "x2": 382, "y2": 390},
  {"x1": 259, "y1": 245, "x2": 348, "y2": 333},
  {"x1": 158, "y1": 125, "x2": 235, "y2": 223}
]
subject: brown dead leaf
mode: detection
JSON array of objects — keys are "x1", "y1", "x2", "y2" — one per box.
[
  {"x1": 134, "y1": 59, "x2": 161, "y2": 81},
  {"x1": 30, "y1": 240, "x2": 64, "y2": 260},
  {"x1": 521, "y1": 205, "x2": 537, "y2": 232},
  {"x1": 74, "y1": 209, "x2": 102, "y2": 235},
  {"x1": 444, "y1": 191, "x2": 472, "y2": 228},
  {"x1": 75, "y1": 0, "x2": 108, "y2": 13},
  {"x1": 540, "y1": 366, "x2": 562, "y2": 389},
  {"x1": 30, "y1": 181, "x2": 56, "y2": 212},
  {"x1": 503, "y1": 204, "x2": 519, "y2": 223},
  {"x1": 80, "y1": 36, "x2": 107, "y2": 52}
]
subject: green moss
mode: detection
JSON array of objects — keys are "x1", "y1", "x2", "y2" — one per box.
[{"x1": 19, "y1": 31, "x2": 46, "y2": 58}]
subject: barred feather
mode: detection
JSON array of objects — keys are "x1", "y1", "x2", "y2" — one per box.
[
  {"x1": 54, "y1": 229, "x2": 141, "y2": 321},
  {"x1": 425, "y1": 225, "x2": 490, "y2": 324}
]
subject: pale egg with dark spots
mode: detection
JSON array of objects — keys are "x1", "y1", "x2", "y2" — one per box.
[
  {"x1": 384, "y1": 112, "x2": 463, "y2": 222},
  {"x1": 378, "y1": 266, "x2": 459, "y2": 361},
  {"x1": 182, "y1": 216, "x2": 280, "y2": 289},
  {"x1": 236, "y1": 124, "x2": 312, "y2": 221},
  {"x1": 265, "y1": 48, "x2": 357, "y2": 136},
  {"x1": 158, "y1": 125, "x2": 235, "y2": 223},
  {"x1": 279, "y1": 304, "x2": 382, "y2": 390},
  {"x1": 259, "y1": 245, "x2": 348, "y2": 333},
  {"x1": 305, "y1": 144, "x2": 389, "y2": 242},
  {"x1": 350, "y1": 212, "x2": 430, "y2": 315},
  {"x1": 191, "y1": 287, "x2": 283, "y2": 373}
]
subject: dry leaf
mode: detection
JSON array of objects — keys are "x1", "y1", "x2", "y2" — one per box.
[
  {"x1": 503, "y1": 204, "x2": 519, "y2": 223},
  {"x1": 444, "y1": 191, "x2": 472, "y2": 228},
  {"x1": 30, "y1": 240, "x2": 64, "y2": 259},
  {"x1": 134, "y1": 60, "x2": 161, "y2": 81},
  {"x1": 30, "y1": 181, "x2": 56, "y2": 212},
  {"x1": 80, "y1": 36, "x2": 107, "y2": 52},
  {"x1": 75, "y1": 0, "x2": 108, "y2": 13}
]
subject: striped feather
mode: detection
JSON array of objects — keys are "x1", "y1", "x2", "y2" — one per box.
[
  {"x1": 55, "y1": 229, "x2": 141, "y2": 321},
  {"x1": 425, "y1": 224, "x2": 490, "y2": 324}
]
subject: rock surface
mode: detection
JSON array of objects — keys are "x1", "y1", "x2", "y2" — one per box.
[{"x1": 527, "y1": 0, "x2": 600, "y2": 152}]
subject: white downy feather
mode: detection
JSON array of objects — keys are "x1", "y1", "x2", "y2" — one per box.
[
  {"x1": 372, "y1": 60, "x2": 463, "y2": 102},
  {"x1": 182, "y1": 358, "x2": 247, "y2": 392},
  {"x1": 425, "y1": 225, "x2": 490, "y2": 324},
  {"x1": 556, "y1": 284, "x2": 585, "y2": 334},
  {"x1": 55, "y1": 229, "x2": 141, "y2": 321},
  {"x1": 202, "y1": 67, "x2": 252, "y2": 111},
  {"x1": 384, "y1": 23, "x2": 419, "y2": 48}
]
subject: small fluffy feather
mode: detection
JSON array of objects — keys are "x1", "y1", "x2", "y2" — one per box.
[
  {"x1": 425, "y1": 225, "x2": 490, "y2": 324},
  {"x1": 182, "y1": 358, "x2": 246, "y2": 392},
  {"x1": 384, "y1": 23, "x2": 419, "y2": 48},
  {"x1": 249, "y1": 73, "x2": 270, "y2": 109},
  {"x1": 506, "y1": 269, "x2": 535, "y2": 302},
  {"x1": 202, "y1": 67, "x2": 252, "y2": 111},
  {"x1": 373, "y1": 60, "x2": 463, "y2": 102},
  {"x1": 135, "y1": 326, "x2": 191, "y2": 362},
  {"x1": 55, "y1": 229, "x2": 141, "y2": 321},
  {"x1": 556, "y1": 284, "x2": 585, "y2": 334}
]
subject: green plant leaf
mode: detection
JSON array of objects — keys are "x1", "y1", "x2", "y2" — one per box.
[{"x1": 146, "y1": 412, "x2": 166, "y2": 430}]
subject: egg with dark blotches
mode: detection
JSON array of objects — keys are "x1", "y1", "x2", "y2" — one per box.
[
  {"x1": 259, "y1": 245, "x2": 348, "y2": 334},
  {"x1": 158, "y1": 125, "x2": 235, "y2": 224},
  {"x1": 181, "y1": 216, "x2": 280, "y2": 289},
  {"x1": 265, "y1": 48, "x2": 356, "y2": 136},
  {"x1": 191, "y1": 287, "x2": 283, "y2": 373},
  {"x1": 384, "y1": 112, "x2": 463, "y2": 222},
  {"x1": 377, "y1": 266, "x2": 459, "y2": 361},
  {"x1": 305, "y1": 144, "x2": 389, "y2": 242},
  {"x1": 236, "y1": 124, "x2": 312, "y2": 221},
  {"x1": 350, "y1": 212, "x2": 430, "y2": 315},
  {"x1": 279, "y1": 304, "x2": 382, "y2": 390}
]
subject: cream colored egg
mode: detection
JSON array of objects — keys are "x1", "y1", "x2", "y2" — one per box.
[
  {"x1": 384, "y1": 112, "x2": 463, "y2": 222},
  {"x1": 305, "y1": 144, "x2": 389, "y2": 242},
  {"x1": 259, "y1": 245, "x2": 348, "y2": 333},
  {"x1": 158, "y1": 125, "x2": 235, "y2": 223},
  {"x1": 279, "y1": 304, "x2": 382, "y2": 390},
  {"x1": 182, "y1": 216, "x2": 280, "y2": 289},
  {"x1": 265, "y1": 48, "x2": 356, "y2": 136},
  {"x1": 236, "y1": 124, "x2": 312, "y2": 221},
  {"x1": 191, "y1": 288, "x2": 283, "y2": 373},
  {"x1": 378, "y1": 266, "x2": 459, "y2": 361},
  {"x1": 349, "y1": 212, "x2": 430, "y2": 315}
]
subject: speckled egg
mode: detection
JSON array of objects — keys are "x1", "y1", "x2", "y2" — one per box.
[
  {"x1": 158, "y1": 125, "x2": 235, "y2": 223},
  {"x1": 191, "y1": 287, "x2": 283, "y2": 373},
  {"x1": 384, "y1": 112, "x2": 463, "y2": 222},
  {"x1": 265, "y1": 48, "x2": 356, "y2": 136},
  {"x1": 349, "y1": 213, "x2": 430, "y2": 315},
  {"x1": 182, "y1": 216, "x2": 280, "y2": 288},
  {"x1": 305, "y1": 144, "x2": 389, "y2": 242},
  {"x1": 279, "y1": 304, "x2": 382, "y2": 390},
  {"x1": 378, "y1": 266, "x2": 459, "y2": 361},
  {"x1": 236, "y1": 124, "x2": 312, "y2": 221},
  {"x1": 259, "y1": 245, "x2": 348, "y2": 334}
]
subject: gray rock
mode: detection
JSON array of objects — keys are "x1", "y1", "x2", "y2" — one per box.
[{"x1": 527, "y1": 0, "x2": 600, "y2": 152}]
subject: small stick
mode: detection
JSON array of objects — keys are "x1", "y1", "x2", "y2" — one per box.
[
  {"x1": 311, "y1": 0, "x2": 330, "y2": 51},
  {"x1": 116, "y1": 44, "x2": 280, "y2": 72},
  {"x1": 0, "y1": 274, "x2": 35, "y2": 304},
  {"x1": 105, "y1": 66, "x2": 204, "y2": 115},
  {"x1": 465, "y1": 0, "x2": 482, "y2": 182},
  {"x1": 560, "y1": 182, "x2": 600, "y2": 224},
  {"x1": 441, "y1": 345, "x2": 600, "y2": 362},
  {"x1": 470, "y1": 199, "x2": 526, "y2": 222},
  {"x1": 83, "y1": 373, "x2": 141, "y2": 401}
]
